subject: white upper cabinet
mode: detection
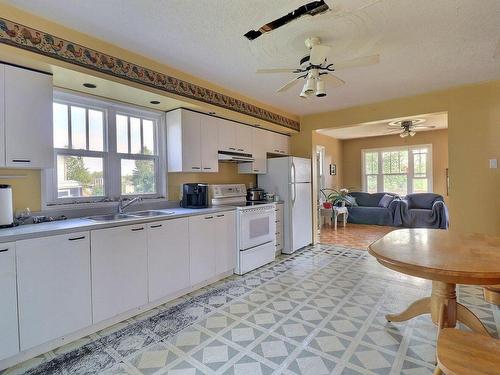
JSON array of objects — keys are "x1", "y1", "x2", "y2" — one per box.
[
  {"x1": 3, "y1": 64, "x2": 53, "y2": 168},
  {"x1": 147, "y1": 218, "x2": 190, "y2": 302},
  {"x1": 217, "y1": 118, "x2": 237, "y2": 152},
  {"x1": 167, "y1": 109, "x2": 218, "y2": 172},
  {"x1": 91, "y1": 224, "x2": 148, "y2": 323},
  {"x1": 0, "y1": 242, "x2": 19, "y2": 360},
  {"x1": 268, "y1": 132, "x2": 290, "y2": 155},
  {"x1": 16, "y1": 232, "x2": 92, "y2": 351},
  {"x1": 239, "y1": 127, "x2": 267, "y2": 174},
  {"x1": 236, "y1": 124, "x2": 252, "y2": 154}
]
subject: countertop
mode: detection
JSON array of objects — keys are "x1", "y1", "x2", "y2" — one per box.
[{"x1": 0, "y1": 206, "x2": 236, "y2": 243}]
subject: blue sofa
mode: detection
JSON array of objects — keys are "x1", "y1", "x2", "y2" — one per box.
[
  {"x1": 394, "y1": 193, "x2": 448, "y2": 229},
  {"x1": 346, "y1": 192, "x2": 399, "y2": 226}
]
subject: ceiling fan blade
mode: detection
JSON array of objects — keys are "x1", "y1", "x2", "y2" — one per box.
[
  {"x1": 310, "y1": 45, "x2": 331, "y2": 65},
  {"x1": 323, "y1": 74, "x2": 345, "y2": 87},
  {"x1": 256, "y1": 68, "x2": 298, "y2": 74},
  {"x1": 276, "y1": 77, "x2": 301, "y2": 93},
  {"x1": 412, "y1": 125, "x2": 436, "y2": 129},
  {"x1": 334, "y1": 54, "x2": 380, "y2": 70}
]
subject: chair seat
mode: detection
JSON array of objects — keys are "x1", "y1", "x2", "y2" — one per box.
[
  {"x1": 483, "y1": 285, "x2": 500, "y2": 305},
  {"x1": 437, "y1": 328, "x2": 500, "y2": 375}
]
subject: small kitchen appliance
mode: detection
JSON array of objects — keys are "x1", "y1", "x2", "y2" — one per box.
[
  {"x1": 181, "y1": 183, "x2": 209, "y2": 209},
  {"x1": 246, "y1": 187, "x2": 266, "y2": 202},
  {"x1": 0, "y1": 185, "x2": 14, "y2": 228}
]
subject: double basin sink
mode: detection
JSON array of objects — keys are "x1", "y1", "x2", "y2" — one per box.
[{"x1": 87, "y1": 210, "x2": 176, "y2": 222}]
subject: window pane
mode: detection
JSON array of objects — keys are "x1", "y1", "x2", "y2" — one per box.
[
  {"x1": 88, "y1": 109, "x2": 104, "y2": 151},
  {"x1": 413, "y1": 178, "x2": 428, "y2": 193},
  {"x1": 143, "y1": 120, "x2": 155, "y2": 155},
  {"x1": 116, "y1": 114, "x2": 128, "y2": 153},
  {"x1": 57, "y1": 155, "x2": 104, "y2": 197},
  {"x1": 71, "y1": 106, "x2": 87, "y2": 149},
  {"x1": 383, "y1": 151, "x2": 408, "y2": 174},
  {"x1": 413, "y1": 151, "x2": 427, "y2": 177},
  {"x1": 130, "y1": 117, "x2": 141, "y2": 154},
  {"x1": 53, "y1": 103, "x2": 69, "y2": 148},
  {"x1": 383, "y1": 174, "x2": 407, "y2": 196},
  {"x1": 121, "y1": 159, "x2": 156, "y2": 194},
  {"x1": 367, "y1": 175, "x2": 378, "y2": 193},
  {"x1": 365, "y1": 152, "x2": 378, "y2": 174}
]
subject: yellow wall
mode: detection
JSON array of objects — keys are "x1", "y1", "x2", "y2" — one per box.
[
  {"x1": 168, "y1": 163, "x2": 256, "y2": 201},
  {"x1": 0, "y1": 169, "x2": 41, "y2": 212},
  {"x1": 312, "y1": 132, "x2": 343, "y2": 190},
  {"x1": 293, "y1": 80, "x2": 500, "y2": 236},
  {"x1": 341, "y1": 129, "x2": 449, "y2": 200}
]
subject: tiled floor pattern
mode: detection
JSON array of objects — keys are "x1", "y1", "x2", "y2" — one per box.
[
  {"x1": 319, "y1": 224, "x2": 397, "y2": 249},
  {"x1": 3, "y1": 244, "x2": 499, "y2": 375}
]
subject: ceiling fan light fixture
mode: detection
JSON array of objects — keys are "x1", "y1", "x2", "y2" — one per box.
[
  {"x1": 400, "y1": 131, "x2": 408, "y2": 138},
  {"x1": 409, "y1": 130, "x2": 416, "y2": 137},
  {"x1": 304, "y1": 76, "x2": 316, "y2": 94},
  {"x1": 299, "y1": 85, "x2": 309, "y2": 98},
  {"x1": 315, "y1": 78, "x2": 326, "y2": 97}
]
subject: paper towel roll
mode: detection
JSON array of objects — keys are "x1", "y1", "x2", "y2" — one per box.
[{"x1": 0, "y1": 185, "x2": 14, "y2": 226}]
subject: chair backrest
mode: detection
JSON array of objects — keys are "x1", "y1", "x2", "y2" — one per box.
[
  {"x1": 405, "y1": 193, "x2": 444, "y2": 209},
  {"x1": 349, "y1": 192, "x2": 397, "y2": 207}
]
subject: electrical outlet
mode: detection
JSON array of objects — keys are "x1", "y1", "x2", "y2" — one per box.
[{"x1": 489, "y1": 159, "x2": 498, "y2": 169}]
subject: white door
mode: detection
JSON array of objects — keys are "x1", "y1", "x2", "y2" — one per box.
[
  {"x1": 91, "y1": 225, "x2": 148, "y2": 323},
  {"x1": 189, "y1": 214, "x2": 216, "y2": 285},
  {"x1": 215, "y1": 211, "x2": 236, "y2": 274},
  {"x1": 0, "y1": 242, "x2": 18, "y2": 360},
  {"x1": 218, "y1": 118, "x2": 237, "y2": 152},
  {"x1": 236, "y1": 124, "x2": 253, "y2": 154},
  {"x1": 291, "y1": 182, "x2": 313, "y2": 251},
  {"x1": 4, "y1": 64, "x2": 53, "y2": 168},
  {"x1": 0, "y1": 65, "x2": 5, "y2": 167},
  {"x1": 16, "y1": 232, "x2": 92, "y2": 350},
  {"x1": 147, "y1": 218, "x2": 190, "y2": 302},
  {"x1": 201, "y1": 116, "x2": 219, "y2": 172},
  {"x1": 181, "y1": 110, "x2": 202, "y2": 172}
]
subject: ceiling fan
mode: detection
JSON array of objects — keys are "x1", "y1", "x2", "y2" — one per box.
[
  {"x1": 386, "y1": 119, "x2": 436, "y2": 138},
  {"x1": 256, "y1": 36, "x2": 379, "y2": 98}
]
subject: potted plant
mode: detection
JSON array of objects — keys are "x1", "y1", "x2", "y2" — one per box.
[{"x1": 321, "y1": 188, "x2": 353, "y2": 208}]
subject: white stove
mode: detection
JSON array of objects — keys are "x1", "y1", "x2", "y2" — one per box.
[{"x1": 209, "y1": 184, "x2": 276, "y2": 275}]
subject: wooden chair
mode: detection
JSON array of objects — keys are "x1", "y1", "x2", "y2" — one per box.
[
  {"x1": 434, "y1": 328, "x2": 500, "y2": 375},
  {"x1": 483, "y1": 285, "x2": 500, "y2": 305}
]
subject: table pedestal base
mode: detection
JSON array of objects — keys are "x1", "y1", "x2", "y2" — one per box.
[{"x1": 385, "y1": 281, "x2": 490, "y2": 336}]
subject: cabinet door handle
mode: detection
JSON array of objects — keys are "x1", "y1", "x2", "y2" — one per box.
[
  {"x1": 131, "y1": 227, "x2": 145, "y2": 231},
  {"x1": 205, "y1": 216, "x2": 213, "y2": 219},
  {"x1": 229, "y1": 147, "x2": 236, "y2": 150},
  {"x1": 68, "y1": 236, "x2": 86, "y2": 241},
  {"x1": 203, "y1": 167, "x2": 212, "y2": 170},
  {"x1": 12, "y1": 159, "x2": 31, "y2": 163},
  {"x1": 191, "y1": 166, "x2": 201, "y2": 170},
  {"x1": 237, "y1": 148, "x2": 244, "y2": 151},
  {"x1": 0, "y1": 248, "x2": 9, "y2": 253},
  {"x1": 150, "y1": 224, "x2": 163, "y2": 228},
  {"x1": 274, "y1": 149, "x2": 280, "y2": 153},
  {"x1": 253, "y1": 169, "x2": 259, "y2": 172},
  {"x1": 216, "y1": 214, "x2": 224, "y2": 217}
]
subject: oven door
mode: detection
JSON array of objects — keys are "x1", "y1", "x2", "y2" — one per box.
[{"x1": 239, "y1": 206, "x2": 276, "y2": 250}]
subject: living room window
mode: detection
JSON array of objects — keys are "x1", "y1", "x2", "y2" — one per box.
[
  {"x1": 44, "y1": 91, "x2": 165, "y2": 207},
  {"x1": 362, "y1": 145, "x2": 432, "y2": 196}
]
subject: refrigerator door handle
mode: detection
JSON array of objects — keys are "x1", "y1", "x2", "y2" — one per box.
[{"x1": 291, "y1": 161, "x2": 297, "y2": 206}]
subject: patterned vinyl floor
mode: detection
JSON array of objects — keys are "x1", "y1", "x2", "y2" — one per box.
[{"x1": 3, "y1": 244, "x2": 499, "y2": 375}]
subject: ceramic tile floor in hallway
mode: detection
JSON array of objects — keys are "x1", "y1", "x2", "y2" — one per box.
[
  {"x1": 319, "y1": 224, "x2": 397, "y2": 250},
  {"x1": 4, "y1": 244, "x2": 499, "y2": 375}
]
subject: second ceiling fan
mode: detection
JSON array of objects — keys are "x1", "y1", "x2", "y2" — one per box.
[{"x1": 256, "y1": 36, "x2": 379, "y2": 98}]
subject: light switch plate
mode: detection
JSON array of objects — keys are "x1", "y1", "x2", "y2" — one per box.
[{"x1": 489, "y1": 159, "x2": 498, "y2": 169}]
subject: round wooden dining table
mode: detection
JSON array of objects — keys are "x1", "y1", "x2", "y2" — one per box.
[{"x1": 368, "y1": 229, "x2": 500, "y2": 336}]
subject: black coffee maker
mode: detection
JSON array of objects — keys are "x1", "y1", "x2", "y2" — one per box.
[{"x1": 181, "y1": 183, "x2": 209, "y2": 208}]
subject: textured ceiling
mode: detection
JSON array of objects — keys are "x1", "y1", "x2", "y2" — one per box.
[
  {"x1": 317, "y1": 112, "x2": 448, "y2": 139},
  {"x1": 2, "y1": 0, "x2": 500, "y2": 115}
]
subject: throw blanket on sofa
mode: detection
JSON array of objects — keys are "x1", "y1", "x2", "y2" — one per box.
[{"x1": 393, "y1": 193, "x2": 449, "y2": 229}]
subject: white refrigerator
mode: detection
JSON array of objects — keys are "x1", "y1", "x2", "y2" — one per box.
[{"x1": 258, "y1": 157, "x2": 312, "y2": 254}]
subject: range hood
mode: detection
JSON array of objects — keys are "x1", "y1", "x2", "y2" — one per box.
[{"x1": 218, "y1": 151, "x2": 254, "y2": 163}]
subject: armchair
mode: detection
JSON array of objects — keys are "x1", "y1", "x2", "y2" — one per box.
[{"x1": 394, "y1": 193, "x2": 448, "y2": 229}]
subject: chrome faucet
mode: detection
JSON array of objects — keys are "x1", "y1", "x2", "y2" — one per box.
[{"x1": 117, "y1": 196, "x2": 142, "y2": 214}]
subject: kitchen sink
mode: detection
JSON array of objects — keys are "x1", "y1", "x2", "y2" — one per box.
[
  {"x1": 86, "y1": 213, "x2": 136, "y2": 221},
  {"x1": 130, "y1": 210, "x2": 175, "y2": 217}
]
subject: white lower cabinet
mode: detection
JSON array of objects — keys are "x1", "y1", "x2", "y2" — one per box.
[
  {"x1": 189, "y1": 214, "x2": 217, "y2": 285},
  {"x1": 147, "y1": 218, "x2": 190, "y2": 302},
  {"x1": 215, "y1": 211, "x2": 236, "y2": 274},
  {"x1": 91, "y1": 224, "x2": 148, "y2": 323},
  {"x1": 16, "y1": 232, "x2": 92, "y2": 351},
  {"x1": 0, "y1": 242, "x2": 19, "y2": 360}
]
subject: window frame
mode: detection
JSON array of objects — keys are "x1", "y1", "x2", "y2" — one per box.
[
  {"x1": 43, "y1": 90, "x2": 166, "y2": 209},
  {"x1": 361, "y1": 144, "x2": 433, "y2": 195}
]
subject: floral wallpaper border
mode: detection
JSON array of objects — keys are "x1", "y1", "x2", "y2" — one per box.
[{"x1": 0, "y1": 18, "x2": 300, "y2": 131}]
